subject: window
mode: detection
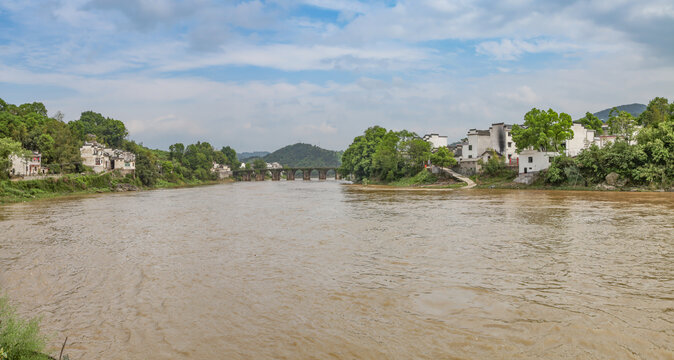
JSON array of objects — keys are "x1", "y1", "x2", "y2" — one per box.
[
  {"x1": 508, "y1": 154, "x2": 512, "y2": 159},
  {"x1": 507, "y1": 132, "x2": 510, "y2": 137},
  {"x1": 125, "y1": 162, "x2": 130, "y2": 167},
  {"x1": 528, "y1": 156, "x2": 533, "y2": 163},
  {"x1": 95, "y1": 158, "x2": 101, "y2": 165},
  {"x1": 508, "y1": 142, "x2": 512, "y2": 148},
  {"x1": 468, "y1": 155, "x2": 473, "y2": 159},
  {"x1": 468, "y1": 145, "x2": 473, "y2": 150}
]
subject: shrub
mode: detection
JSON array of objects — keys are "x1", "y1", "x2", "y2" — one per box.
[{"x1": 0, "y1": 296, "x2": 47, "y2": 360}]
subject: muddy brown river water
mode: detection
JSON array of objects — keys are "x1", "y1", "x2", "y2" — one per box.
[{"x1": 1, "y1": 181, "x2": 673, "y2": 359}]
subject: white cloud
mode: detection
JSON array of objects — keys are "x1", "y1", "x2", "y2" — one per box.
[{"x1": 475, "y1": 39, "x2": 579, "y2": 60}]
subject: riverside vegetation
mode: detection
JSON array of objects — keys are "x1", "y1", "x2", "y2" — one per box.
[
  {"x1": 0, "y1": 98, "x2": 241, "y2": 203},
  {"x1": 477, "y1": 96, "x2": 674, "y2": 190},
  {"x1": 338, "y1": 126, "x2": 457, "y2": 186},
  {"x1": 339, "y1": 96, "x2": 674, "y2": 190}
]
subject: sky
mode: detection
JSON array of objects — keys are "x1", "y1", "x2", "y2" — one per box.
[{"x1": 1, "y1": 0, "x2": 673, "y2": 152}]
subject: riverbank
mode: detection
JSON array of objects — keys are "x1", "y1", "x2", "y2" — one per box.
[
  {"x1": 0, "y1": 174, "x2": 234, "y2": 204},
  {"x1": 470, "y1": 174, "x2": 674, "y2": 192}
]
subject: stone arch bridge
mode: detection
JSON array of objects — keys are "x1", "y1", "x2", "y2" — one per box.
[{"x1": 233, "y1": 168, "x2": 341, "y2": 181}]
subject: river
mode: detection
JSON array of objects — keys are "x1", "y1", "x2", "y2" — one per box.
[{"x1": 1, "y1": 181, "x2": 673, "y2": 359}]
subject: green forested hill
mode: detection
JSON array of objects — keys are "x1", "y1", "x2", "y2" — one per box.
[
  {"x1": 593, "y1": 103, "x2": 646, "y2": 121},
  {"x1": 263, "y1": 143, "x2": 342, "y2": 167}
]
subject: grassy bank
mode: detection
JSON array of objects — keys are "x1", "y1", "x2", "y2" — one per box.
[
  {"x1": 470, "y1": 173, "x2": 672, "y2": 192},
  {"x1": 0, "y1": 296, "x2": 50, "y2": 360},
  {"x1": 358, "y1": 170, "x2": 467, "y2": 189},
  {"x1": 0, "y1": 173, "x2": 233, "y2": 204}
]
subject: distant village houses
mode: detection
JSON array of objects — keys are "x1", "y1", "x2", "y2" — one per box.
[
  {"x1": 80, "y1": 141, "x2": 136, "y2": 175},
  {"x1": 211, "y1": 162, "x2": 232, "y2": 179},
  {"x1": 9, "y1": 151, "x2": 44, "y2": 177}
]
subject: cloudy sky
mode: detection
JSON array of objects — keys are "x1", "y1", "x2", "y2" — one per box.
[{"x1": 1, "y1": 0, "x2": 673, "y2": 151}]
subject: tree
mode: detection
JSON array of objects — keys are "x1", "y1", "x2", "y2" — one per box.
[
  {"x1": 169, "y1": 143, "x2": 185, "y2": 161},
  {"x1": 578, "y1": 112, "x2": 603, "y2": 133},
  {"x1": 430, "y1": 147, "x2": 457, "y2": 168},
  {"x1": 401, "y1": 137, "x2": 431, "y2": 175},
  {"x1": 68, "y1": 111, "x2": 128, "y2": 147},
  {"x1": 252, "y1": 158, "x2": 267, "y2": 170},
  {"x1": 607, "y1": 108, "x2": 637, "y2": 142},
  {"x1": 635, "y1": 116, "x2": 674, "y2": 185},
  {"x1": 220, "y1": 146, "x2": 239, "y2": 169},
  {"x1": 511, "y1": 108, "x2": 574, "y2": 152},
  {"x1": 339, "y1": 126, "x2": 387, "y2": 180},
  {"x1": 371, "y1": 131, "x2": 401, "y2": 181},
  {"x1": 638, "y1": 97, "x2": 672, "y2": 128}
]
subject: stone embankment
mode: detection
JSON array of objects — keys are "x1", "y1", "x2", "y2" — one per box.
[{"x1": 436, "y1": 167, "x2": 476, "y2": 189}]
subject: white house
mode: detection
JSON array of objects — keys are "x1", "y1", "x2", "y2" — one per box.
[
  {"x1": 9, "y1": 151, "x2": 43, "y2": 177},
  {"x1": 518, "y1": 149, "x2": 559, "y2": 174},
  {"x1": 422, "y1": 133, "x2": 448, "y2": 149},
  {"x1": 266, "y1": 162, "x2": 283, "y2": 169}
]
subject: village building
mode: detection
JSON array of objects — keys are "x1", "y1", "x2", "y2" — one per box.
[
  {"x1": 80, "y1": 141, "x2": 135, "y2": 174},
  {"x1": 9, "y1": 151, "x2": 43, "y2": 177},
  {"x1": 266, "y1": 162, "x2": 283, "y2": 169},
  {"x1": 564, "y1": 123, "x2": 597, "y2": 157},
  {"x1": 518, "y1": 149, "x2": 559, "y2": 174},
  {"x1": 211, "y1": 162, "x2": 232, "y2": 179},
  {"x1": 457, "y1": 124, "x2": 519, "y2": 174},
  {"x1": 422, "y1": 133, "x2": 448, "y2": 149},
  {"x1": 489, "y1": 123, "x2": 518, "y2": 165}
]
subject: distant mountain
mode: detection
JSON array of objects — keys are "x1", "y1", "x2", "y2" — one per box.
[
  {"x1": 592, "y1": 103, "x2": 646, "y2": 122},
  {"x1": 238, "y1": 151, "x2": 270, "y2": 161},
  {"x1": 262, "y1": 143, "x2": 342, "y2": 167}
]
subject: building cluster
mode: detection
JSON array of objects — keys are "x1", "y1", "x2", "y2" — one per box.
[
  {"x1": 424, "y1": 120, "x2": 631, "y2": 177},
  {"x1": 211, "y1": 162, "x2": 232, "y2": 179},
  {"x1": 80, "y1": 141, "x2": 136, "y2": 175}
]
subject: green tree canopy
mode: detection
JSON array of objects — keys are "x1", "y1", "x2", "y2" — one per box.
[
  {"x1": 578, "y1": 112, "x2": 604, "y2": 133},
  {"x1": 68, "y1": 111, "x2": 128, "y2": 147},
  {"x1": 638, "y1": 97, "x2": 672, "y2": 128},
  {"x1": 511, "y1": 108, "x2": 574, "y2": 152},
  {"x1": 252, "y1": 158, "x2": 267, "y2": 170},
  {"x1": 430, "y1": 147, "x2": 457, "y2": 168},
  {"x1": 607, "y1": 108, "x2": 637, "y2": 142}
]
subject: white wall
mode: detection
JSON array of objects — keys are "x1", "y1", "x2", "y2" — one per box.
[
  {"x1": 463, "y1": 130, "x2": 490, "y2": 160},
  {"x1": 424, "y1": 134, "x2": 448, "y2": 149},
  {"x1": 565, "y1": 123, "x2": 596, "y2": 157},
  {"x1": 518, "y1": 150, "x2": 559, "y2": 174}
]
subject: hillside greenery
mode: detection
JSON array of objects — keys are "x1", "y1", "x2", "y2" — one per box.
[{"x1": 259, "y1": 143, "x2": 342, "y2": 168}]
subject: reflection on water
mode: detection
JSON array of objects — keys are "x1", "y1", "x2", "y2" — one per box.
[{"x1": 1, "y1": 183, "x2": 673, "y2": 359}]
